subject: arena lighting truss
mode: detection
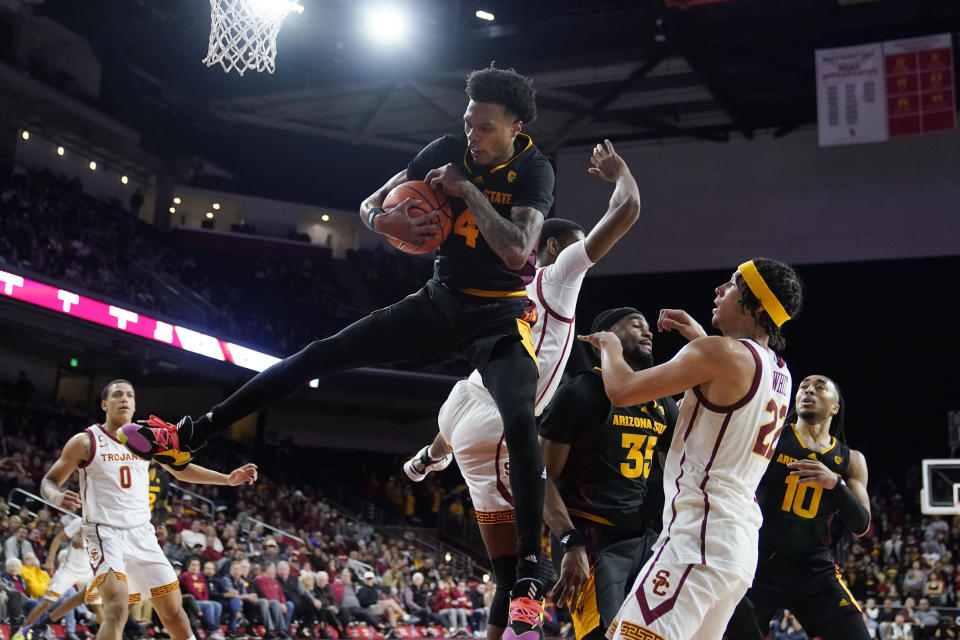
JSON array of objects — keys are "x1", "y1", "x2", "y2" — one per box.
[{"x1": 0, "y1": 268, "x2": 318, "y2": 387}]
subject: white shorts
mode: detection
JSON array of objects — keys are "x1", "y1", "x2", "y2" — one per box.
[
  {"x1": 46, "y1": 563, "x2": 97, "y2": 602},
  {"x1": 438, "y1": 380, "x2": 514, "y2": 523},
  {"x1": 610, "y1": 542, "x2": 749, "y2": 640},
  {"x1": 82, "y1": 521, "x2": 179, "y2": 604}
]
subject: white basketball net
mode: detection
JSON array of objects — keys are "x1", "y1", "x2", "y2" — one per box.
[{"x1": 203, "y1": 0, "x2": 303, "y2": 76}]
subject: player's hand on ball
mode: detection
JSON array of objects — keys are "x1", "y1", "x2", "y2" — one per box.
[
  {"x1": 657, "y1": 309, "x2": 707, "y2": 341},
  {"x1": 555, "y1": 546, "x2": 589, "y2": 611},
  {"x1": 53, "y1": 489, "x2": 82, "y2": 511},
  {"x1": 587, "y1": 139, "x2": 628, "y2": 182},
  {"x1": 377, "y1": 197, "x2": 442, "y2": 246},
  {"x1": 227, "y1": 463, "x2": 258, "y2": 486},
  {"x1": 425, "y1": 163, "x2": 470, "y2": 198},
  {"x1": 577, "y1": 331, "x2": 622, "y2": 356},
  {"x1": 787, "y1": 459, "x2": 839, "y2": 489}
]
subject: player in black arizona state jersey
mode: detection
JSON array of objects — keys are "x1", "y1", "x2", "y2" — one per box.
[
  {"x1": 120, "y1": 65, "x2": 555, "y2": 640},
  {"x1": 539, "y1": 308, "x2": 677, "y2": 640},
  {"x1": 728, "y1": 374, "x2": 871, "y2": 640}
]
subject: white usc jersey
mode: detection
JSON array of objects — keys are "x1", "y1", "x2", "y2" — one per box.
[
  {"x1": 655, "y1": 338, "x2": 792, "y2": 583},
  {"x1": 61, "y1": 517, "x2": 91, "y2": 573},
  {"x1": 79, "y1": 424, "x2": 151, "y2": 529},
  {"x1": 466, "y1": 239, "x2": 593, "y2": 415}
]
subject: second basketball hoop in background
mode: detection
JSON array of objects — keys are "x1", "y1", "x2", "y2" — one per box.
[{"x1": 203, "y1": 0, "x2": 304, "y2": 75}]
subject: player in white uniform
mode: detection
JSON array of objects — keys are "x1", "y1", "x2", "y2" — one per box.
[
  {"x1": 13, "y1": 517, "x2": 102, "y2": 640},
  {"x1": 40, "y1": 380, "x2": 258, "y2": 640},
  {"x1": 580, "y1": 258, "x2": 803, "y2": 640},
  {"x1": 403, "y1": 139, "x2": 642, "y2": 639}
]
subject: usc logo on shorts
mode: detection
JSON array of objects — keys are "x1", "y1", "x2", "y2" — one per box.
[
  {"x1": 89, "y1": 549, "x2": 99, "y2": 562},
  {"x1": 651, "y1": 569, "x2": 671, "y2": 597}
]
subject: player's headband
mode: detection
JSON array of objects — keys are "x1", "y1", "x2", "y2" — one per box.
[
  {"x1": 737, "y1": 260, "x2": 791, "y2": 327},
  {"x1": 591, "y1": 307, "x2": 644, "y2": 334}
]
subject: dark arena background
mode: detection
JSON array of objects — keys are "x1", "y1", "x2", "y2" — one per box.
[{"x1": 1, "y1": 1, "x2": 959, "y2": 640}]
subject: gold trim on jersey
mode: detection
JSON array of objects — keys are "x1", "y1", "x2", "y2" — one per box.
[
  {"x1": 619, "y1": 621, "x2": 666, "y2": 640},
  {"x1": 568, "y1": 508, "x2": 614, "y2": 526},
  {"x1": 150, "y1": 580, "x2": 181, "y2": 598},
  {"x1": 834, "y1": 565, "x2": 862, "y2": 612},
  {"x1": 457, "y1": 288, "x2": 527, "y2": 298},
  {"x1": 475, "y1": 509, "x2": 515, "y2": 524},
  {"x1": 791, "y1": 423, "x2": 837, "y2": 454},
  {"x1": 571, "y1": 570, "x2": 601, "y2": 639},
  {"x1": 129, "y1": 593, "x2": 142, "y2": 604},
  {"x1": 461, "y1": 133, "x2": 534, "y2": 175}
]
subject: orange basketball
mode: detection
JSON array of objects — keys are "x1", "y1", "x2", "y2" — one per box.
[{"x1": 383, "y1": 180, "x2": 454, "y2": 255}]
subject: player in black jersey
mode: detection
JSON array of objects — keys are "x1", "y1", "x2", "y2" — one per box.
[
  {"x1": 727, "y1": 374, "x2": 871, "y2": 640},
  {"x1": 539, "y1": 308, "x2": 677, "y2": 640},
  {"x1": 120, "y1": 65, "x2": 554, "y2": 640}
]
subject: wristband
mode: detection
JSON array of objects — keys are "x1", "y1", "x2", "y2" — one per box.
[
  {"x1": 365, "y1": 206, "x2": 385, "y2": 230},
  {"x1": 559, "y1": 529, "x2": 585, "y2": 551}
]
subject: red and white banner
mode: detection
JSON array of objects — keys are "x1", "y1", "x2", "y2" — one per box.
[
  {"x1": 817, "y1": 33, "x2": 955, "y2": 146},
  {"x1": 816, "y1": 42, "x2": 888, "y2": 146},
  {"x1": 884, "y1": 33, "x2": 955, "y2": 137},
  {"x1": 0, "y1": 268, "x2": 317, "y2": 386}
]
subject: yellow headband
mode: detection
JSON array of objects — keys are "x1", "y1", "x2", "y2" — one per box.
[{"x1": 737, "y1": 260, "x2": 791, "y2": 327}]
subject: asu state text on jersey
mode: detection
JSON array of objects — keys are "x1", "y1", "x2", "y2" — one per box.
[
  {"x1": 757, "y1": 423, "x2": 851, "y2": 559},
  {"x1": 407, "y1": 133, "x2": 555, "y2": 293},
  {"x1": 540, "y1": 369, "x2": 677, "y2": 531}
]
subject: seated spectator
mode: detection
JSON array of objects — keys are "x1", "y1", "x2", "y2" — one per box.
[
  {"x1": 334, "y1": 568, "x2": 385, "y2": 631},
  {"x1": 881, "y1": 613, "x2": 912, "y2": 639},
  {"x1": 772, "y1": 609, "x2": 808, "y2": 640},
  {"x1": 255, "y1": 562, "x2": 291, "y2": 639},
  {"x1": 164, "y1": 530, "x2": 190, "y2": 567},
  {"x1": 18, "y1": 553, "x2": 49, "y2": 598},
  {"x1": 221, "y1": 559, "x2": 264, "y2": 638},
  {"x1": 400, "y1": 572, "x2": 448, "y2": 629},
  {"x1": 276, "y1": 561, "x2": 306, "y2": 634},
  {"x1": 923, "y1": 571, "x2": 947, "y2": 606},
  {"x1": 357, "y1": 571, "x2": 406, "y2": 631},
  {"x1": 903, "y1": 561, "x2": 927, "y2": 600},
  {"x1": 180, "y1": 557, "x2": 225, "y2": 640},
  {"x1": 313, "y1": 571, "x2": 348, "y2": 639},
  {"x1": 862, "y1": 611, "x2": 879, "y2": 639},
  {"x1": 4, "y1": 526, "x2": 33, "y2": 561},
  {"x1": 1, "y1": 556, "x2": 35, "y2": 622},
  {"x1": 912, "y1": 598, "x2": 939, "y2": 639},
  {"x1": 182, "y1": 519, "x2": 207, "y2": 550},
  {"x1": 467, "y1": 580, "x2": 487, "y2": 634}
]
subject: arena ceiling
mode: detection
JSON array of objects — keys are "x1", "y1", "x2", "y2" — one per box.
[{"x1": 19, "y1": 0, "x2": 960, "y2": 204}]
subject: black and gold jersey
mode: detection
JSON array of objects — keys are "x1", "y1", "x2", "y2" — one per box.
[
  {"x1": 539, "y1": 368, "x2": 678, "y2": 531},
  {"x1": 757, "y1": 423, "x2": 851, "y2": 559},
  {"x1": 406, "y1": 133, "x2": 555, "y2": 293}
]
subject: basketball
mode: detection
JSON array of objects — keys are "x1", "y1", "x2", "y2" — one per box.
[{"x1": 383, "y1": 180, "x2": 454, "y2": 255}]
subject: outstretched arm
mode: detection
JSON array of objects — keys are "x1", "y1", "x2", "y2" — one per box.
[
  {"x1": 583, "y1": 140, "x2": 641, "y2": 263},
  {"x1": 40, "y1": 432, "x2": 89, "y2": 511},
  {"x1": 164, "y1": 462, "x2": 258, "y2": 486}
]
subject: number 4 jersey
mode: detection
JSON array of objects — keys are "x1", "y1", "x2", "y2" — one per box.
[
  {"x1": 756, "y1": 423, "x2": 851, "y2": 560},
  {"x1": 79, "y1": 424, "x2": 151, "y2": 528},
  {"x1": 655, "y1": 339, "x2": 792, "y2": 584}
]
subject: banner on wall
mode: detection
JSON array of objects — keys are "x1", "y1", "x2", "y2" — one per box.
[
  {"x1": 815, "y1": 43, "x2": 888, "y2": 146},
  {"x1": 817, "y1": 34, "x2": 955, "y2": 146},
  {"x1": 884, "y1": 33, "x2": 955, "y2": 137}
]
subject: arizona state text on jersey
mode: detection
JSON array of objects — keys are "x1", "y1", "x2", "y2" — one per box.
[
  {"x1": 756, "y1": 423, "x2": 851, "y2": 559},
  {"x1": 407, "y1": 133, "x2": 555, "y2": 293}
]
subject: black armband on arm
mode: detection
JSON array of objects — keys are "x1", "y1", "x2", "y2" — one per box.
[
  {"x1": 363, "y1": 206, "x2": 385, "y2": 231},
  {"x1": 559, "y1": 529, "x2": 585, "y2": 551},
  {"x1": 831, "y1": 478, "x2": 870, "y2": 535}
]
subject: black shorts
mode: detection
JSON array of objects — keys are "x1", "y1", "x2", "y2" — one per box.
[
  {"x1": 566, "y1": 519, "x2": 658, "y2": 640},
  {"x1": 748, "y1": 553, "x2": 863, "y2": 636},
  {"x1": 369, "y1": 279, "x2": 537, "y2": 371}
]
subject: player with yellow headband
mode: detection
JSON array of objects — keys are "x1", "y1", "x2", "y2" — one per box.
[{"x1": 579, "y1": 257, "x2": 802, "y2": 640}]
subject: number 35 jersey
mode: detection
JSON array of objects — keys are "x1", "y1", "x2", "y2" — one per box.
[
  {"x1": 539, "y1": 368, "x2": 678, "y2": 531},
  {"x1": 756, "y1": 423, "x2": 851, "y2": 560},
  {"x1": 406, "y1": 133, "x2": 555, "y2": 293},
  {"x1": 79, "y1": 424, "x2": 151, "y2": 529}
]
